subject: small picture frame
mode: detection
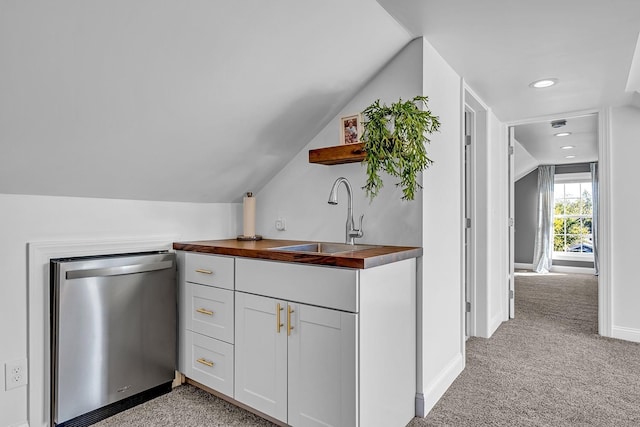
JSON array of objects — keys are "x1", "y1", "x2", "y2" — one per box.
[{"x1": 339, "y1": 114, "x2": 363, "y2": 145}]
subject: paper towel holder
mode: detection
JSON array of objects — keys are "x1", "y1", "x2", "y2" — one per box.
[{"x1": 237, "y1": 191, "x2": 263, "y2": 241}]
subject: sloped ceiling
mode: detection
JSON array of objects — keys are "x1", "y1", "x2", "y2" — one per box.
[{"x1": 0, "y1": 1, "x2": 410, "y2": 202}]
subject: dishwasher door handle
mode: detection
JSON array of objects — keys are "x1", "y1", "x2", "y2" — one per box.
[{"x1": 66, "y1": 260, "x2": 174, "y2": 279}]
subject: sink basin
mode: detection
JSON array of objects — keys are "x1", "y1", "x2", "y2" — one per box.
[{"x1": 269, "y1": 242, "x2": 380, "y2": 255}]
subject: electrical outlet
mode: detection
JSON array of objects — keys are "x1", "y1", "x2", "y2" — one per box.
[
  {"x1": 275, "y1": 218, "x2": 286, "y2": 231},
  {"x1": 5, "y1": 359, "x2": 28, "y2": 390}
]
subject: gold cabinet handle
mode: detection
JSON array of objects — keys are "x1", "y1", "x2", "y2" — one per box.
[
  {"x1": 196, "y1": 308, "x2": 214, "y2": 316},
  {"x1": 196, "y1": 358, "x2": 214, "y2": 367},
  {"x1": 195, "y1": 269, "x2": 213, "y2": 274},
  {"x1": 287, "y1": 305, "x2": 294, "y2": 336},
  {"x1": 276, "y1": 303, "x2": 284, "y2": 333}
]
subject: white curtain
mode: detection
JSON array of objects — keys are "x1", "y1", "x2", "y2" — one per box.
[
  {"x1": 591, "y1": 162, "x2": 599, "y2": 275},
  {"x1": 532, "y1": 165, "x2": 555, "y2": 273}
]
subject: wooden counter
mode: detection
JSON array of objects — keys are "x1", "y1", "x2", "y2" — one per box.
[{"x1": 172, "y1": 238, "x2": 422, "y2": 269}]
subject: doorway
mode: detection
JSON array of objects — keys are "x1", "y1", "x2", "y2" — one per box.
[
  {"x1": 463, "y1": 86, "x2": 491, "y2": 338},
  {"x1": 508, "y1": 111, "x2": 603, "y2": 326}
]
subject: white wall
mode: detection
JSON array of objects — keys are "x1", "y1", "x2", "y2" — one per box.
[
  {"x1": 609, "y1": 106, "x2": 640, "y2": 342},
  {"x1": 418, "y1": 39, "x2": 464, "y2": 414},
  {"x1": 0, "y1": 194, "x2": 238, "y2": 427},
  {"x1": 255, "y1": 38, "x2": 424, "y2": 247},
  {"x1": 256, "y1": 37, "x2": 466, "y2": 416},
  {"x1": 514, "y1": 138, "x2": 538, "y2": 181}
]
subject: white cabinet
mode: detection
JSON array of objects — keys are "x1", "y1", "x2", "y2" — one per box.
[
  {"x1": 178, "y1": 252, "x2": 235, "y2": 398},
  {"x1": 287, "y1": 301, "x2": 357, "y2": 427},
  {"x1": 234, "y1": 292, "x2": 288, "y2": 421},
  {"x1": 183, "y1": 330, "x2": 234, "y2": 397},
  {"x1": 178, "y1": 250, "x2": 416, "y2": 427},
  {"x1": 185, "y1": 282, "x2": 234, "y2": 343},
  {"x1": 235, "y1": 292, "x2": 357, "y2": 427}
]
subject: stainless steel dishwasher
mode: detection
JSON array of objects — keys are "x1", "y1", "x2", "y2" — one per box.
[{"x1": 50, "y1": 251, "x2": 176, "y2": 427}]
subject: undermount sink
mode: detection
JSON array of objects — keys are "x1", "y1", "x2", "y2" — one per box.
[{"x1": 269, "y1": 242, "x2": 380, "y2": 255}]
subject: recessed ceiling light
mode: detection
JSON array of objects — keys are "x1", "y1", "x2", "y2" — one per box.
[
  {"x1": 565, "y1": 155, "x2": 576, "y2": 159},
  {"x1": 561, "y1": 145, "x2": 575, "y2": 150},
  {"x1": 555, "y1": 132, "x2": 572, "y2": 137},
  {"x1": 529, "y1": 78, "x2": 558, "y2": 88}
]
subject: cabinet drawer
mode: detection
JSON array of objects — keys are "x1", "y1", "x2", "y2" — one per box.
[
  {"x1": 185, "y1": 253, "x2": 234, "y2": 290},
  {"x1": 186, "y1": 282, "x2": 234, "y2": 344},
  {"x1": 236, "y1": 258, "x2": 359, "y2": 312},
  {"x1": 184, "y1": 331, "x2": 234, "y2": 398}
]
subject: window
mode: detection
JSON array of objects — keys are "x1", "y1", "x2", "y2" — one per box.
[{"x1": 553, "y1": 173, "x2": 593, "y2": 260}]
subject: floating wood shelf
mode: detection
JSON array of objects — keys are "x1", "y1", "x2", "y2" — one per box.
[{"x1": 308, "y1": 143, "x2": 366, "y2": 165}]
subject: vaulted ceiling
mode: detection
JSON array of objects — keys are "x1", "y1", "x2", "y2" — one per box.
[
  {"x1": 2, "y1": 1, "x2": 640, "y2": 202},
  {"x1": 0, "y1": 1, "x2": 410, "y2": 202}
]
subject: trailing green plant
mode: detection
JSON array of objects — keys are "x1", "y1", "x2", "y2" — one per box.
[{"x1": 360, "y1": 95, "x2": 440, "y2": 201}]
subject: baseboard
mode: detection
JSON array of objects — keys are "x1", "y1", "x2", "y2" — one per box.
[
  {"x1": 487, "y1": 312, "x2": 505, "y2": 338},
  {"x1": 415, "y1": 393, "x2": 425, "y2": 418},
  {"x1": 550, "y1": 265, "x2": 595, "y2": 275},
  {"x1": 611, "y1": 326, "x2": 640, "y2": 343},
  {"x1": 514, "y1": 262, "x2": 533, "y2": 270},
  {"x1": 514, "y1": 263, "x2": 595, "y2": 275},
  {"x1": 8, "y1": 423, "x2": 29, "y2": 427},
  {"x1": 417, "y1": 352, "x2": 464, "y2": 416}
]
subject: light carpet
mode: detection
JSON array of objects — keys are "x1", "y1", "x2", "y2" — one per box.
[
  {"x1": 95, "y1": 272, "x2": 640, "y2": 426},
  {"x1": 409, "y1": 272, "x2": 640, "y2": 427}
]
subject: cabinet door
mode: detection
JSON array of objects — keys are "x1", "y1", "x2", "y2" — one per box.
[
  {"x1": 234, "y1": 292, "x2": 288, "y2": 423},
  {"x1": 288, "y1": 303, "x2": 358, "y2": 427}
]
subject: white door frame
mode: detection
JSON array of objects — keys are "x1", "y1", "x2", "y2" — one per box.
[
  {"x1": 506, "y1": 108, "x2": 611, "y2": 336},
  {"x1": 463, "y1": 106, "x2": 475, "y2": 338},
  {"x1": 463, "y1": 84, "x2": 490, "y2": 338},
  {"x1": 508, "y1": 126, "x2": 515, "y2": 318}
]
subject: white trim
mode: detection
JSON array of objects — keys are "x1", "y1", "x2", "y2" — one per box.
[
  {"x1": 611, "y1": 326, "x2": 640, "y2": 343},
  {"x1": 414, "y1": 393, "x2": 425, "y2": 418},
  {"x1": 514, "y1": 262, "x2": 533, "y2": 270},
  {"x1": 598, "y1": 108, "x2": 612, "y2": 337},
  {"x1": 487, "y1": 311, "x2": 504, "y2": 338},
  {"x1": 28, "y1": 237, "x2": 177, "y2": 427},
  {"x1": 418, "y1": 352, "x2": 464, "y2": 416},
  {"x1": 463, "y1": 83, "x2": 490, "y2": 111},
  {"x1": 459, "y1": 78, "x2": 467, "y2": 360},
  {"x1": 463, "y1": 102, "x2": 476, "y2": 338},
  {"x1": 506, "y1": 108, "x2": 599, "y2": 127},
  {"x1": 514, "y1": 263, "x2": 594, "y2": 275},
  {"x1": 549, "y1": 265, "x2": 595, "y2": 275},
  {"x1": 552, "y1": 252, "x2": 594, "y2": 262},
  {"x1": 464, "y1": 82, "x2": 493, "y2": 339},
  {"x1": 554, "y1": 171, "x2": 591, "y2": 183}
]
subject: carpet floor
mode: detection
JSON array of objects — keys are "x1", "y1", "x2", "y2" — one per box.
[
  {"x1": 94, "y1": 272, "x2": 640, "y2": 426},
  {"x1": 409, "y1": 271, "x2": 640, "y2": 427}
]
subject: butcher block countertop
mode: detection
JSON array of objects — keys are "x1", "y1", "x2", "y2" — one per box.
[{"x1": 172, "y1": 239, "x2": 422, "y2": 269}]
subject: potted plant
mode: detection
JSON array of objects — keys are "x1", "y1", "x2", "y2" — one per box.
[{"x1": 360, "y1": 95, "x2": 440, "y2": 201}]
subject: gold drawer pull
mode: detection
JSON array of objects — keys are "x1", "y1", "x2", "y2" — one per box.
[
  {"x1": 196, "y1": 308, "x2": 214, "y2": 316},
  {"x1": 195, "y1": 269, "x2": 213, "y2": 274},
  {"x1": 276, "y1": 303, "x2": 284, "y2": 333},
  {"x1": 196, "y1": 358, "x2": 214, "y2": 367},
  {"x1": 287, "y1": 305, "x2": 294, "y2": 336}
]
